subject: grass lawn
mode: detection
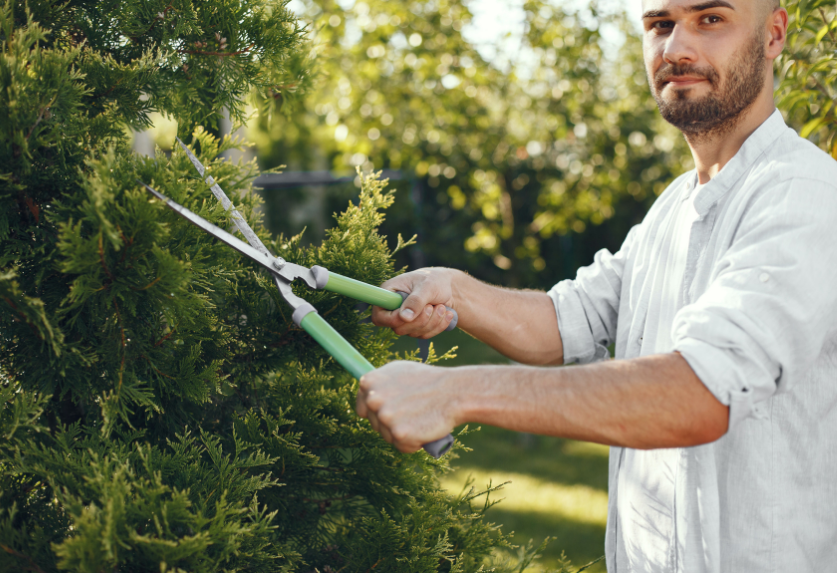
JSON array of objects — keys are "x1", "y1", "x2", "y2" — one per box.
[{"x1": 391, "y1": 330, "x2": 608, "y2": 572}]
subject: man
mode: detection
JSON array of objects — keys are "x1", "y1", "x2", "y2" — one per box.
[{"x1": 359, "y1": 0, "x2": 837, "y2": 571}]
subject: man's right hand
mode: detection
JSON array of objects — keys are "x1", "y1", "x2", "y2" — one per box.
[
  {"x1": 371, "y1": 267, "x2": 459, "y2": 339},
  {"x1": 373, "y1": 266, "x2": 563, "y2": 365}
]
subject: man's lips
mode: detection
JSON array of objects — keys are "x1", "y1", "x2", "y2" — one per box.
[{"x1": 661, "y1": 76, "x2": 708, "y2": 87}]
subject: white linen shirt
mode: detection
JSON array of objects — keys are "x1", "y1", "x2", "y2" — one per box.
[{"x1": 547, "y1": 110, "x2": 837, "y2": 573}]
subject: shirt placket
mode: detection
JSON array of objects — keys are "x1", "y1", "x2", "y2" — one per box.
[{"x1": 682, "y1": 204, "x2": 716, "y2": 306}]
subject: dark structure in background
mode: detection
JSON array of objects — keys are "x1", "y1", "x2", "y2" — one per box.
[
  {"x1": 255, "y1": 170, "x2": 647, "y2": 292},
  {"x1": 256, "y1": 170, "x2": 436, "y2": 360},
  {"x1": 254, "y1": 169, "x2": 428, "y2": 270}
]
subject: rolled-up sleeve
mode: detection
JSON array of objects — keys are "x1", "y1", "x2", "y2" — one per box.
[
  {"x1": 673, "y1": 179, "x2": 837, "y2": 429},
  {"x1": 548, "y1": 224, "x2": 641, "y2": 364}
]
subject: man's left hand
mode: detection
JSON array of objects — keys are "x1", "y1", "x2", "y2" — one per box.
[{"x1": 356, "y1": 361, "x2": 459, "y2": 453}]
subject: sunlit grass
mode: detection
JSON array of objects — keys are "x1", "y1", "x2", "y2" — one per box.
[
  {"x1": 440, "y1": 468, "x2": 607, "y2": 527},
  {"x1": 446, "y1": 428, "x2": 609, "y2": 572}
]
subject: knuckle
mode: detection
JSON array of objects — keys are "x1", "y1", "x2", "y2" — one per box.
[
  {"x1": 366, "y1": 395, "x2": 383, "y2": 411},
  {"x1": 391, "y1": 426, "x2": 409, "y2": 442},
  {"x1": 377, "y1": 409, "x2": 394, "y2": 426},
  {"x1": 414, "y1": 313, "x2": 431, "y2": 328}
]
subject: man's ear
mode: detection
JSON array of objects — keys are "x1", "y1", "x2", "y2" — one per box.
[{"x1": 765, "y1": 6, "x2": 788, "y2": 60}]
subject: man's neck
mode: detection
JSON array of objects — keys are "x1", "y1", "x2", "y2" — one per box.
[{"x1": 686, "y1": 96, "x2": 777, "y2": 185}]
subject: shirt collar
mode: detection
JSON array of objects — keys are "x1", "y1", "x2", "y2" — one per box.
[{"x1": 688, "y1": 109, "x2": 787, "y2": 216}]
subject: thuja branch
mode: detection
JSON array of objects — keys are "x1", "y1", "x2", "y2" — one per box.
[
  {"x1": 0, "y1": 543, "x2": 47, "y2": 573},
  {"x1": 181, "y1": 43, "x2": 256, "y2": 58},
  {"x1": 98, "y1": 234, "x2": 114, "y2": 282},
  {"x1": 25, "y1": 94, "x2": 57, "y2": 142},
  {"x1": 114, "y1": 299, "x2": 126, "y2": 390},
  {"x1": 301, "y1": 494, "x2": 355, "y2": 503},
  {"x1": 153, "y1": 324, "x2": 178, "y2": 347},
  {"x1": 130, "y1": 3, "x2": 177, "y2": 40}
]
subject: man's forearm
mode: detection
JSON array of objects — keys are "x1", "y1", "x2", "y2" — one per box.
[
  {"x1": 451, "y1": 352, "x2": 728, "y2": 449},
  {"x1": 450, "y1": 271, "x2": 564, "y2": 366}
]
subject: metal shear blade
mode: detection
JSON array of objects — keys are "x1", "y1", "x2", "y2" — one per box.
[{"x1": 138, "y1": 181, "x2": 318, "y2": 296}]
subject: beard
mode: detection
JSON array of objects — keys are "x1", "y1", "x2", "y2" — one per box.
[{"x1": 651, "y1": 29, "x2": 766, "y2": 140}]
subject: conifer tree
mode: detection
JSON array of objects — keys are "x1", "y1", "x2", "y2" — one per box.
[{"x1": 0, "y1": 2, "x2": 540, "y2": 571}]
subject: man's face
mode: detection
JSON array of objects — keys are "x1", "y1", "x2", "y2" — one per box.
[{"x1": 642, "y1": 0, "x2": 769, "y2": 138}]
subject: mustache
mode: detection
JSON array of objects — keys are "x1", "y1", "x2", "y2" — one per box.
[{"x1": 654, "y1": 63, "x2": 719, "y2": 90}]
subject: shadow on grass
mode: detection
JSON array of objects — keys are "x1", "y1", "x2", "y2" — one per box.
[
  {"x1": 452, "y1": 424, "x2": 610, "y2": 492},
  {"x1": 487, "y1": 507, "x2": 606, "y2": 572},
  {"x1": 443, "y1": 427, "x2": 610, "y2": 572}
]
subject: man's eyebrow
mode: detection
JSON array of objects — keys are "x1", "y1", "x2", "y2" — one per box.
[
  {"x1": 642, "y1": 0, "x2": 735, "y2": 19},
  {"x1": 687, "y1": 0, "x2": 735, "y2": 12}
]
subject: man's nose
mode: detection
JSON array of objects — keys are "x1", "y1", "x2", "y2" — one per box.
[{"x1": 662, "y1": 25, "x2": 698, "y2": 65}]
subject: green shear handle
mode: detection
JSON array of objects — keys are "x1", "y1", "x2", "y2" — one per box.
[
  {"x1": 311, "y1": 266, "x2": 458, "y2": 331},
  {"x1": 297, "y1": 307, "x2": 454, "y2": 459}
]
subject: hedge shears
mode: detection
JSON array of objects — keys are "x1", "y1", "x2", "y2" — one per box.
[{"x1": 138, "y1": 138, "x2": 455, "y2": 458}]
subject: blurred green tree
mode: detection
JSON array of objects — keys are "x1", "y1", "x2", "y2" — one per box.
[
  {"x1": 776, "y1": 0, "x2": 836, "y2": 155},
  {"x1": 253, "y1": 0, "x2": 692, "y2": 288},
  {"x1": 0, "y1": 1, "x2": 538, "y2": 571}
]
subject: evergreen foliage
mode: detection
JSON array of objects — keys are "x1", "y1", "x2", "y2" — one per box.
[{"x1": 0, "y1": 2, "x2": 539, "y2": 571}]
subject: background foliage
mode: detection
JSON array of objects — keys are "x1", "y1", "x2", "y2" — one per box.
[
  {"x1": 777, "y1": 0, "x2": 837, "y2": 156},
  {"x1": 252, "y1": 0, "x2": 693, "y2": 289},
  {"x1": 253, "y1": 0, "x2": 836, "y2": 290}
]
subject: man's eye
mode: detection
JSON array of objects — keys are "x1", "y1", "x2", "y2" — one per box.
[
  {"x1": 651, "y1": 20, "x2": 674, "y2": 31},
  {"x1": 701, "y1": 14, "x2": 722, "y2": 24}
]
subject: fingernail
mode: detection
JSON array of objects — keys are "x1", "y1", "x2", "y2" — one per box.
[
  {"x1": 401, "y1": 308, "x2": 415, "y2": 320},
  {"x1": 436, "y1": 306, "x2": 445, "y2": 316},
  {"x1": 425, "y1": 306, "x2": 433, "y2": 317},
  {"x1": 446, "y1": 311, "x2": 453, "y2": 321}
]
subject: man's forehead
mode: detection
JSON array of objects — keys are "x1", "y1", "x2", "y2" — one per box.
[{"x1": 640, "y1": 0, "x2": 746, "y2": 17}]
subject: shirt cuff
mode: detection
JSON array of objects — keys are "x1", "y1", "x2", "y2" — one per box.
[
  {"x1": 675, "y1": 337, "x2": 772, "y2": 430},
  {"x1": 548, "y1": 280, "x2": 610, "y2": 365}
]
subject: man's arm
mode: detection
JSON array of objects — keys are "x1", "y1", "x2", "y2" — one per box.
[
  {"x1": 371, "y1": 268, "x2": 564, "y2": 365},
  {"x1": 356, "y1": 352, "x2": 729, "y2": 453}
]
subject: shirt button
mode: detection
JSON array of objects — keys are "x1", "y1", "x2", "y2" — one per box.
[{"x1": 759, "y1": 273, "x2": 770, "y2": 283}]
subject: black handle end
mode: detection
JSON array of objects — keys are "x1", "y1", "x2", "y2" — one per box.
[{"x1": 422, "y1": 434, "x2": 454, "y2": 458}]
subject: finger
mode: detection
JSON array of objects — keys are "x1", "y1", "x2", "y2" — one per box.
[
  {"x1": 397, "y1": 284, "x2": 438, "y2": 323},
  {"x1": 356, "y1": 374, "x2": 375, "y2": 417},
  {"x1": 418, "y1": 305, "x2": 448, "y2": 339},
  {"x1": 395, "y1": 441, "x2": 421, "y2": 454},
  {"x1": 393, "y1": 304, "x2": 435, "y2": 337},
  {"x1": 377, "y1": 408, "x2": 402, "y2": 447},
  {"x1": 371, "y1": 306, "x2": 406, "y2": 329},
  {"x1": 378, "y1": 421, "x2": 395, "y2": 445},
  {"x1": 367, "y1": 409, "x2": 381, "y2": 433},
  {"x1": 355, "y1": 387, "x2": 368, "y2": 418},
  {"x1": 367, "y1": 411, "x2": 394, "y2": 444},
  {"x1": 389, "y1": 423, "x2": 422, "y2": 454}
]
